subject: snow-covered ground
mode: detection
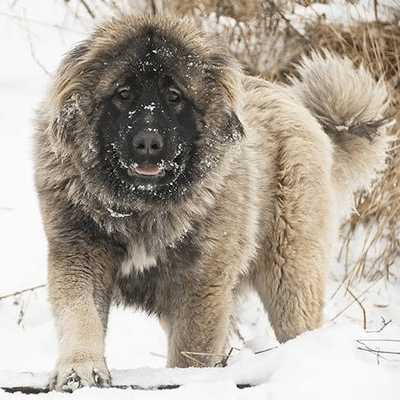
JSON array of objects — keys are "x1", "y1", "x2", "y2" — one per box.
[{"x1": 0, "y1": 1, "x2": 399, "y2": 398}]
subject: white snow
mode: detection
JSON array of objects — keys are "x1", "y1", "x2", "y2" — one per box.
[
  {"x1": 0, "y1": 0, "x2": 399, "y2": 399},
  {"x1": 107, "y1": 208, "x2": 133, "y2": 218},
  {"x1": 143, "y1": 103, "x2": 157, "y2": 112}
]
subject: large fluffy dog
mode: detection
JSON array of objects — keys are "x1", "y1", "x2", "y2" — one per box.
[{"x1": 34, "y1": 15, "x2": 391, "y2": 391}]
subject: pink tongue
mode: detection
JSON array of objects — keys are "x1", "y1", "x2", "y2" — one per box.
[{"x1": 134, "y1": 166, "x2": 161, "y2": 176}]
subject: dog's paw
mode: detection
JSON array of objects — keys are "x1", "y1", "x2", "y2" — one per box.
[{"x1": 49, "y1": 358, "x2": 111, "y2": 392}]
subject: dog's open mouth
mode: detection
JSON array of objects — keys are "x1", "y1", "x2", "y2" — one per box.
[{"x1": 127, "y1": 164, "x2": 166, "y2": 178}]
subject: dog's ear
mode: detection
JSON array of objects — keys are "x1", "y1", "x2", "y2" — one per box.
[
  {"x1": 53, "y1": 92, "x2": 85, "y2": 143},
  {"x1": 46, "y1": 90, "x2": 92, "y2": 157},
  {"x1": 206, "y1": 51, "x2": 245, "y2": 143},
  {"x1": 47, "y1": 43, "x2": 95, "y2": 153},
  {"x1": 209, "y1": 53, "x2": 243, "y2": 109}
]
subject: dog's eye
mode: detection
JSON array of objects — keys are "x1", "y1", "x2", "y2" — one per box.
[
  {"x1": 167, "y1": 88, "x2": 181, "y2": 103},
  {"x1": 118, "y1": 87, "x2": 131, "y2": 100}
]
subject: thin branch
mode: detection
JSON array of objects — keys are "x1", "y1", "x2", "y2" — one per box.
[
  {"x1": 180, "y1": 351, "x2": 231, "y2": 367},
  {"x1": 262, "y1": 0, "x2": 309, "y2": 44},
  {"x1": 181, "y1": 345, "x2": 277, "y2": 368},
  {"x1": 357, "y1": 337, "x2": 400, "y2": 364},
  {"x1": 0, "y1": 284, "x2": 46, "y2": 301},
  {"x1": 330, "y1": 279, "x2": 380, "y2": 323},
  {"x1": 149, "y1": 0, "x2": 157, "y2": 15},
  {"x1": 180, "y1": 352, "x2": 208, "y2": 367},
  {"x1": 358, "y1": 339, "x2": 400, "y2": 342},
  {"x1": 216, "y1": 347, "x2": 235, "y2": 368},
  {"x1": 0, "y1": 12, "x2": 85, "y2": 33},
  {"x1": 23, "y1": 11, "x2": 50, "y2": 76},
  {"x1": 357, "y1": 347, "x2": 400, "y2": 357},
  {"x1": 373, "y1": 0, "x2": 379, "y2": 22},
  {"x1": 366, "y1": 317, "x2": 392, "y2": 333},
  {"x1": 254, "y1": 346, "x2": 279, "y2": 355},
  {"x1": 347, "y1": 288, "x2": 367, "y2": 330},
  {"x1": 80, "y1": 0, "x2": 96, "y2": 19}
]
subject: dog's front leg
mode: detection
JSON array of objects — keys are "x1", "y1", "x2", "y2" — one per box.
[
  {"x1": 47, "y1": 240, "x2": 116, "y2": 391},
  {"x1": 164, "y1": 275, "x2": 233, "y2": 368}
]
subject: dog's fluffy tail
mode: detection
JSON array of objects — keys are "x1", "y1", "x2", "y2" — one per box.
[{"x1": 290, "y1": 50, "x2": 395, "y2": 197}]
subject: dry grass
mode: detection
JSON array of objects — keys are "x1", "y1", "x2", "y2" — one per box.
[{"x1": 65, "y1": 0, "x2": 400, "y2": 282}]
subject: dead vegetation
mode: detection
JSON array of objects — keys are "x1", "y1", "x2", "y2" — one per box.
[{"x1": 63, "y1": 0, "x2": 400, "y2": 284}]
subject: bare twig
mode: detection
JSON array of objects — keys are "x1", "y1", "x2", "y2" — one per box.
[
  {"x1": 23, "y1": 11, "x2": 50, "y2": 76},
  {"x1": 229, "y1": 315, "x2": 246, "y2": 345},
  {"x1": 180, "y1": 350, "x2": 232, "y2": 367},
  {"x1": 330, "y1": 279, "x2": 381, "y2": 323},
  {"x1": 254, "y1": 346, "x2": 279, "y2": 355},
  {"x1": 357, "y1": 347, "x2": 386, "y2": 364},
  {"x1": 373, "y1": 0, "x2": 379, "y2": 21},
  {"x1": 262, "y1": 0, "x2": 309, "y2": 44},
  {"x1": 150, "y1": 0, "x2": 158, "y2": 15},
  {"x1": 150, "y1": 352, "x2": 167, "y2": 359},
  {"x1": 1, "y1": 284, "x2": 46, "y2": 327},
  {"x1": 181, "y1": 345, "x2": 277, "y2": 368},
  {"x1": 358, "y1": 347, "x2": 400, "y2": 356},
  {"x1": 357, "y1": 334, "x2": 400, "y2": 365},
  {"x1": 358, "y1": 339, "x2": 400, "y2": 342},
  {"x1": 80, "y1": 0, "x2": 96, "y2": 19},
  {"x1": 357, "y1": 339, "x2": 400, "y2": 365},
  {"x1": 216, "y1": 347, "x2": 235, "y2": 368},
  {"x1": 0, "y1": 12, "x2": 85, "y2": 33},
  {"x1": 0, "y1": 284, "x2": 46, "y2": 301},
  {"x1": 366, "y1": 317, "x2": 392, "y2": 333},
  {"x1": 347, "y1": 288, "x2": 367, "y2": 330}
]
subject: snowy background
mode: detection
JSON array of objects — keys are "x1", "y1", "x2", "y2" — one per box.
[{"x1": 0, "y1": 0, "x2": 399, "y2": 398}]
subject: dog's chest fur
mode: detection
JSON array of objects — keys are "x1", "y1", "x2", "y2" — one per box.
[{"x1": 120, "y1": 241, "x2": 158, "y2": 274}]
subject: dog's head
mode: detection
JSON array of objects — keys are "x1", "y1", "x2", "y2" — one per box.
[{"x1": 47, "y1": 16, "x2": 244, "y2": 210}]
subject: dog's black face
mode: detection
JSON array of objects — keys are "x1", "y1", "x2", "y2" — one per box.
[
  {"x1": 96, "y1": 34, "x2": 207, "y2": 202},
  {"x1": 98, "y1": 73, "x2": 200, "y2": 201}
]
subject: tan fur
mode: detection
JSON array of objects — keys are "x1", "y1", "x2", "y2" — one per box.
[
  {"x1": 33, "y1": 15, "x2": 391, "y2": 391},
  {"x1": 290, "y1": 51, "x2": 392, "y2": 216}
]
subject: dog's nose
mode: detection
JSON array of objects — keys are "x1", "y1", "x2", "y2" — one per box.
[{"x1": 132, "y1": 129, "x2": 164, "y2": 155}]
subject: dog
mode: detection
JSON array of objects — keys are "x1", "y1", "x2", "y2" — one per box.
[{"x1": 33, "y1": 15, "x2": 392, "y2": 391}]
